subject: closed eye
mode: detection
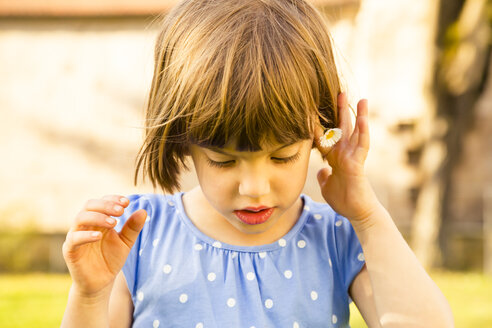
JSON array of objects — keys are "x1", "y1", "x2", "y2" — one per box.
[
  {"x1": 206, "y1": 152, "x2": 301, "y2": 168},
  {"x1": 271, "y1": 152, "x2": 300, "y2": 164},
  {"x1": 206, "y1": 159, "x2": 235, "y2": 168}
]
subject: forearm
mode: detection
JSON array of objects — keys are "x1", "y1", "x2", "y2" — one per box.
[
  {"x1": 61, "y1": 284, "x2": 113, "y2": 328},
  {"x1": 352, "y1": 205, "x2": 454, "y2": 328}
]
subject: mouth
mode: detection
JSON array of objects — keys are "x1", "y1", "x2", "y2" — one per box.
[{"x1": 233, "y1": 207, "x2": 275, "y2": 225}]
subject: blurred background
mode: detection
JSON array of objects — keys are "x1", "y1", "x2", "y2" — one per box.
[{"x1": 0, "y1": 0, "x2": 491, "y2": 327}]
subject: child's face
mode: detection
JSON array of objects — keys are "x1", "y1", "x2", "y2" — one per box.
[{"x1": 189, "y1": 138, "x2": 313, "y2": 235}]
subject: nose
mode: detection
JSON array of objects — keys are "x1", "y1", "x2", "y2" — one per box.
[{"x1": 238, "y1": 167, "x2": 270, "y2": 198}]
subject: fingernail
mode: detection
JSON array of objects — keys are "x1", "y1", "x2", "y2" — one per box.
[
  {"x1": 91, "y1": 231, "x2": 101, "y2": 238},
  {"x1": 106, "y1": 217, "x2": 115, "y2": 225},
  {"x1": 114, "y1": 205, "x2": 123, "y2": 212},
  {"x1": 120, "y1": 197, "x2": 128, "y2": 204}
]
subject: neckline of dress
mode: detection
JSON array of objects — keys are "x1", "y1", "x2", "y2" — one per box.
[{"x1": 172, "y1": 192, "x2": 311, "y2": 253}]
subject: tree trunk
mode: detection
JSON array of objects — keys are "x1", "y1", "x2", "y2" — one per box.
[{"x1": 411, "y1": 0, "x2": 490, "y2": 269}]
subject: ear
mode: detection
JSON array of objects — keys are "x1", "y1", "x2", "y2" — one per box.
[{"x1": 312, "y1": 124, "x2": 324, "y2": 148}]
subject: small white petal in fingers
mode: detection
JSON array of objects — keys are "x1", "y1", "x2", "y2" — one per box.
[{"x1": 319, "y1": 128, "x2": 342, "y2": 148}]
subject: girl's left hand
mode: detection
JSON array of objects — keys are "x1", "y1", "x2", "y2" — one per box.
[{"x1": 314, "y1": 92, "x2": 381, "y2": 225}]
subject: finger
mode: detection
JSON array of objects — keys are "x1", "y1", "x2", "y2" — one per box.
[
  {"x1": 349, "y1": 118, "x2": 360, "y2": 149},
  {"x1": 316, "y1": 167, "x2": 332, "y2": 186},
  {"x1": 63, "y1": 229, "x2": 102, "y2": 252},
  {"x1": 354, "y1": 99, "x2": 370, "y2": 161},
  {"x1": 119, "y1": 209, "x2": 147, "y2": 249},
  {"x1": 74, "y1": 211, "x2": 117, "y2": 230},
  {"x1": 356, "y1": 99, "x2": 370, "y2": 149},
  {"x1": 337, "y1": 92, "x2": 352, "y2": 138},
  {"x1": 83, "y1": 198, "x2": 126, "y2": 217},
  {"x1": 101, "y1": 195, "x2": 129, "y2": 207}
]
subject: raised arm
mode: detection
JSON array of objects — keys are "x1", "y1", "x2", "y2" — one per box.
[
  {"x1": 61, "y1": 195, "x2": 146, "y2": 328},
  {"x1": 315, "y1": 93, "x2": 454, "y2": 328}
]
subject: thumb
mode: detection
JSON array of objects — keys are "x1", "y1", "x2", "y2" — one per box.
[
  {"x1": 119, "y1": 209, "x2": 147, "y2": 248},
  {"x1": 317, "y1": 167, "x2": 331, "y2": 186}
]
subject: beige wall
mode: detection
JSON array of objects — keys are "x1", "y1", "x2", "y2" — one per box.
[{"x1": 0, "y1": 1, "x2": 439, "y2": 232}]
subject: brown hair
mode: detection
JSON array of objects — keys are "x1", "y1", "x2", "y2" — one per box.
[{"x1": 135, "y1": 0, "x2": 341, "y2": 193}]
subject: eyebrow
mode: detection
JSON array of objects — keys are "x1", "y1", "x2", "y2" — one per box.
[{"x1": 208, "y1": 142, "x2": 297, "y2": 155}]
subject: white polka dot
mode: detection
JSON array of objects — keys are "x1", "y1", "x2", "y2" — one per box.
[
  {"x1": 153, "y1": 319, "x2": 160, "y2": 328},
  {"x1": 179, "y1": 293, "x2": 188, "y2": 303},
  {"x1": 314, "y1": 214, "x2": 322, "y2": 220},
  {"x1": 194, "y1": 243, "x2": 203, "y2": 251},
  {"x1": 297, "y1": 240, "x2": 306, "y2": 248},
  {"x1": 207, "y1": 272, "x2": 216, "y2": 281},
  {"x1": 195, "y1": 323, "x2": 203, "y2": 328},
  {"x1": 176, "y1": 209, "x2": 181, "y2": 214},
  {"x1": 152, "y1": 239, "x2": 159, "y2": 247},
  {"x1": 137, "y1": 291, "x2": 144, "y2": 301},
  {"x1": 293, "y1": 322, "x2": 300, "y2": 328},
  {"x1": 358, "y1": 252, "x2": 365, "y2": 261},
  {"x1": 332, "y1": 315, "x2": 338, "y2": 324},
  {"x1": 328, "y1": 258, "x2": 332, "y2": 267},
  {"x1": 231, "y1": 252, "x2": 238, "y2": 258},
  {"x1": 311, "y1": 291, "x2": 318, "y2": 301},
  {"x1": 246, "y1": 272, "x2": 255, "y2": 280},
  {"x1": 278, "y1": 238, "x2": 287, "y2": 247},
  {"x1": 335, "y1": 220, "x2": 343, "y2": 227},
  {"x1": 304, "y1": 205, "x2": 310, "y2": 211},
  {"x1": 284, "y1": 270, "x2": 293, "y2": 279},
  {"x1": 227, "y1": 298, "x2": 236, "y2": 307},
  {"x1": 259, "y1": 252, "x2": 267, "y2": 258},
  {"x1": 212, "y1": 241, "x2": 222, "y2": 248},
  {"x1": 163, "y1": 264, "x2": 172, "y2": 274},
  {"x1": 250, "y1": 326, "x2": 256, "y2": 328},
  {"x1": 168, "y1": 200, "x2": 175, "y2": 206},
  {"x1": 139, "y1": 249, "x2": 143, "y2": 256},
  {"x1": 264, "y1": 298, "x2": 273, "y2": 309}
]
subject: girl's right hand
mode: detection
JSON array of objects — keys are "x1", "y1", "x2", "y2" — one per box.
[{"x1": 62, "y1": 195, "x2": 147, "y2": 298}]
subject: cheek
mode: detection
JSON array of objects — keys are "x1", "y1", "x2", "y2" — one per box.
[
  {"x1": 195, "y1": 164, "x2": 234, "y2": 197},
  {"x1": 274, "y1": 158, "x2": 310, "y2": 193}
]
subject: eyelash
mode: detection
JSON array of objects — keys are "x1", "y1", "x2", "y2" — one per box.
[{"x1": 206, "y1": 152, "x2": 301, "y2": 168}]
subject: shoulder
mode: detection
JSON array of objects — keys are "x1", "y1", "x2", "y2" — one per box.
[
  {"x1": 301, "y1": 194, "x2": 364, "y2": 268},
  {"x1": 122, "y1": 193, "x2": 178, "y2": 216},
  {"x1": 115, "y1": 192, "x2": 181, "y2": 234},
  {"x1": 301, "y1": 194, "x2": 350, "y2": 232}
]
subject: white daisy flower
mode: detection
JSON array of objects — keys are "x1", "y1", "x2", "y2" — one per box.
[{"x1": 319, "y1": 128, "x2": 342, "y2": 148}]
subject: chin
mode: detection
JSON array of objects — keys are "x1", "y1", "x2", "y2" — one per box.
[{"x1": 234, "y1": 218, "x2": 276, "y2": 234}]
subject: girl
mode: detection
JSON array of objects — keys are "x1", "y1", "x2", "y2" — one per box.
[{"x1": 61, "y1": 0, "x2": 453, "y2": 327}]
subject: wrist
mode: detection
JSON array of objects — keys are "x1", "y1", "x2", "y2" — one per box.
[
  {"x1": 70, "y1": 282, "x2": 114, "y2": 306},
  {"x1": 349, "y1": 202, "x2": 392, "y2": 236},
  {"x1": 62, "y1": 282, "x2": 113, "y2": 328}
]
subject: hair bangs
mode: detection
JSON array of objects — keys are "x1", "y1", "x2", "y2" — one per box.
[{"x1": 185, "y1": 3, "x2": 326, "y2": 151}]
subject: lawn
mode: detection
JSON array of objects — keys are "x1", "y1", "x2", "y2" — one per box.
[{"x1": 0, "y1": 271, "x2": 491, "y2": 327}]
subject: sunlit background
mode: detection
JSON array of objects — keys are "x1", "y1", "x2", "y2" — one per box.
[{"x1": 1, "y1": 0, "x2": 491, "y2": 327}]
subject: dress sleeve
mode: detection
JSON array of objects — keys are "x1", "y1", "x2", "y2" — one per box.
[
  {"x1": 114, "y1": 194, "x2": 153, "y2": 296},
  {"x1": 333, "y1": 213, "x2": 366, "y2": 293}
]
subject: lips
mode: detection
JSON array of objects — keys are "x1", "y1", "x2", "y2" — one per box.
[{"x1": 234, "y1": 207, "x2": 274, "y2": 225}]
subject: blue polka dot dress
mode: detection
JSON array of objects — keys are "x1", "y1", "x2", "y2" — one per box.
[{"x1": 115, "y1": 193, "x2": 365, "y2": 327}]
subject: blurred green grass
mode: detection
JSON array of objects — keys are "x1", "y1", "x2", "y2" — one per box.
[
  {"x1": 0, "y1": 273, "x2": 71, "y2": 327},
  {"x1": 0, "y1": 271, "x2": 491, "y2": 327}
]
